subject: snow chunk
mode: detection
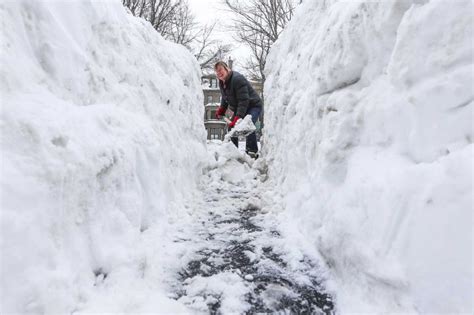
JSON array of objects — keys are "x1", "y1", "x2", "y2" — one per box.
[
  {"x1": 224, "y1": 115, "x2": 256, "y2": 141},
  {"x1": 179, "y1": 272, "x2": 250, "y2": 314}
]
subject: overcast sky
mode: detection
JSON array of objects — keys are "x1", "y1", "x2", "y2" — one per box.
[
  {"x1": 188, "y1": 0, "x2": 251, "y2": 71},
  {"x1": 189, "y1": 0, "x2": 226, "y2": 24}
]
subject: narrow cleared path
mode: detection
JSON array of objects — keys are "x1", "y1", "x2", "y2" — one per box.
[{"x1": 169, "y1": 145, "x2": 334, "y2": 314}]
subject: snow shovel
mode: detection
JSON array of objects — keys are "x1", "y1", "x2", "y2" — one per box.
[{"x1": 223, "y1": 115, "x2": 256, "y2": 141}]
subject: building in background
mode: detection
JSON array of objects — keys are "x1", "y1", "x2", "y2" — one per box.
[{"x1": 202, "y1": 72, "x2": 227, "y2": 140}]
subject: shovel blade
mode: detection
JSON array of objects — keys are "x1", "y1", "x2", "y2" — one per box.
[{"x1": 231, "y1": 129, "x2": 255, "y2": 137}]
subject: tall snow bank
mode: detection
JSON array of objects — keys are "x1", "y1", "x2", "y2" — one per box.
[
  {"x1": 0, "y1": 0, "x2": 206, "y2": 313},
  {"x1": 263, "y1": 0, "x2": 472, "y2": 313}
]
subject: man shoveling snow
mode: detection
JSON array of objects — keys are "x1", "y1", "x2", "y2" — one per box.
[{"x1": 214, "y1": 61, "x2": 262, "y2": 159}]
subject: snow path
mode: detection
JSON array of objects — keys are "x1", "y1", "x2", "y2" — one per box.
[{"x1": 167, "y1": 142, "x2": 334, "y2": 314}]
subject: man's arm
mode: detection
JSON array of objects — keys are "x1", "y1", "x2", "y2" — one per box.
[
  {"x1": 215, "y1": 86, "x2": 228, "y2": 119},
  {"x1": 219, "y1": 84, "x2": 228, "y2": 110},
  {"x1": 234, "y1": 76, "x2": 250, "y2": 118},
  {"x1": 220, "y1": 95, "x2": 228, "y2": 109}
]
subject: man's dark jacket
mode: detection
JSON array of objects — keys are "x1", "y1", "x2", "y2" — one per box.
[{"x1": 219, "y1": 71, "x2": 262, "y2": 118}]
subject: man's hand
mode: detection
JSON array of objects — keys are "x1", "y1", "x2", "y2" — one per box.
[
  {"x1": 228, "y1": 116, "x2": 240, "y2": 128},
  {"x1": 215, "y1": 106, "x2": 226, "y2": 119}
]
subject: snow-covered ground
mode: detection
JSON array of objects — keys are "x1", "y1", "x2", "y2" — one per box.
[
  {"x1": 2, "y1": 0, "x2": 472, "y2": 314},
  {"x1": 165, "y1": 141, "x2": 334, "y2": 313},
  {"x1": 1, "y1": 1, "x2": 207, "y2": 313},
  {"x1": 263, "y1": 0, "x2": 473, "y2": 313}
]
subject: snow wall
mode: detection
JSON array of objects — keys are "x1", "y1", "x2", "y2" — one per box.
[
  {"x1": 1, "y1": 0, "x2": 206, "y2": 313},
  {"x1": 263, "y1": 0, "x2": 472, "y2": 313}
]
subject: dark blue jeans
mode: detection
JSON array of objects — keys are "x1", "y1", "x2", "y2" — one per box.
[{"x1": 231, "y1": 106, "x2": 261, "y2": 153}]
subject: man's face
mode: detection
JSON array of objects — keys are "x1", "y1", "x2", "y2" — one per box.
[{"x1": 215, "y1": 65, "x2": 229, "y2": 81}]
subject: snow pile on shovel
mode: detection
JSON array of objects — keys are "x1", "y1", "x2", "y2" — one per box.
[{"x1": 224, "y1": 115, "x2": 256, "y2": 141}]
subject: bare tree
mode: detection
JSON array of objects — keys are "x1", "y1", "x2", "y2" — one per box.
[
  {"x1": 122, "y1": 0, "x2": 146, "y2": 16},
  {"x1": 192, "y1": 22, "x2": 233, "y2": 72},
  {"x1": 123, "y1": 0, "x2": 225, "y2": 71},
  {"x1": 167, "y1": 0, "x2": 199, "y2": 48},
  {"x1": 123, "y1": 0, "x2": 297, "y2": 77},
  {"x1": 123, "y1": 0, "x2": 186, "y2": 43},
  {"x1": 223, "y1": 0, "x2": 298, "y2": 82}
]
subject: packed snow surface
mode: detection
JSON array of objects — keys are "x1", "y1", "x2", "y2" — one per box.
[
  {"x1": 263, "y1": 0, "x2": 473, "y2": 313},
  {"x1": 169, "y1": 141, "x2": 334, "y2": 314},
  {"x1": 2, "y1": 0, "x2": 473, "y2": 313},
  {"x1": 0, "y1": 0, "x2": 207, "y2": 313}
]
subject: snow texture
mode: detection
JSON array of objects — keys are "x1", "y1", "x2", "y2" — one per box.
[
  {"x1": 0, "y1": 0, "x2": 207, "y2": 313},
  {"x1": 2, "y1": 0, "x2": 473, "y2": 313},
  {"x1": 168, "y1": 141, "x2": 334, "y2": 314},
  {"x1": 263, "y1": 0, "x2": 473, "y2": 313},
  {"x1": 224, "y1": 114, "x2": 257, "y2": 140}
]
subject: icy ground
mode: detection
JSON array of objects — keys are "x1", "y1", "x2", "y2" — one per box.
[
  {"x1": 2, "y1": 0, "x2": 471, "y2": 313},
  {"x1": 163, "y1": 141, "x2": 334, "y2": 314}
]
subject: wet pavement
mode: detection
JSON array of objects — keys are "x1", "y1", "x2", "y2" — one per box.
[{"x1": 170, "y1": 179, "x2": 334, "y2": 314}]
